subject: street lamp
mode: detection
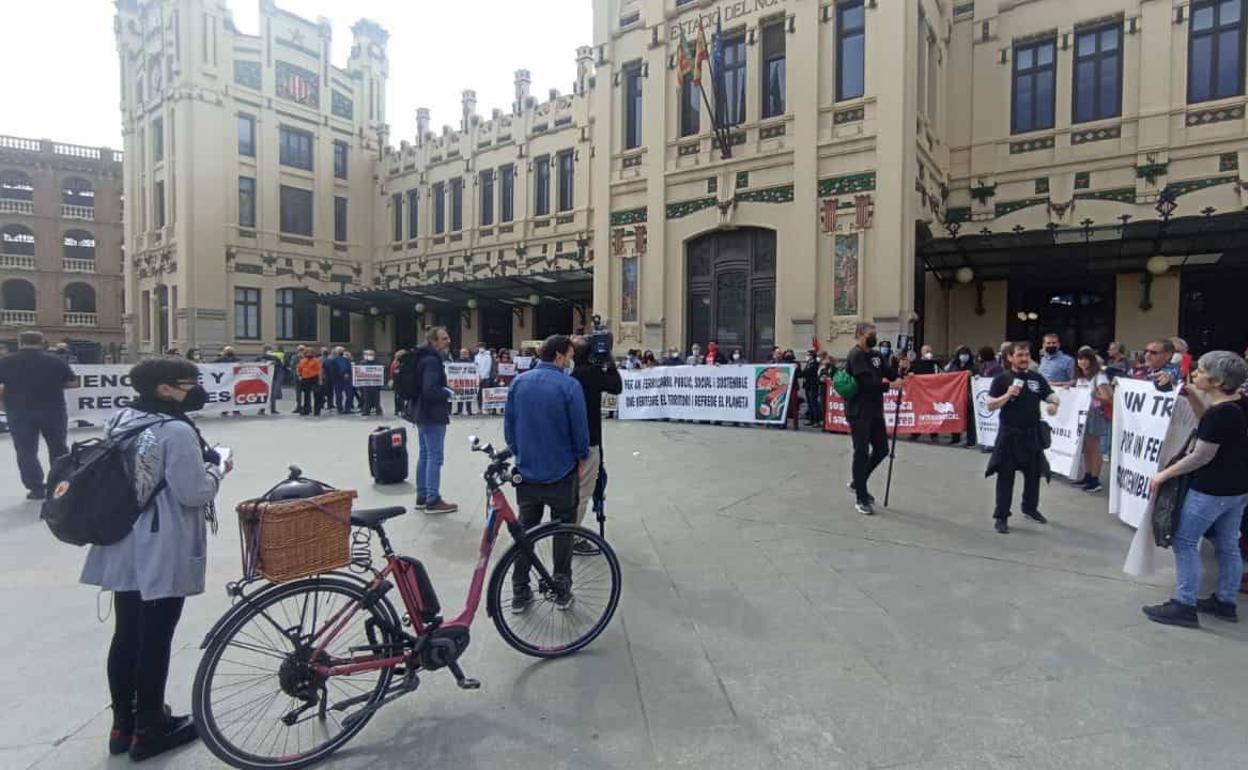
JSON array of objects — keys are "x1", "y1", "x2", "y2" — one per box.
[
  {"x1": 466, "y1": 298, "x2": 478, "y2": 309},
  {"x1": 954, "y1": 266, "x2": 975, "y2": 285},
  {"x1": 528, "y1": 293, "x2": 541, "y2": 306},
  {"x1": 414, "y1": 302, "x2": 426, "y2": 314}
]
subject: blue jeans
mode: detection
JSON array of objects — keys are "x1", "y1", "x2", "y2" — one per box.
[
  {"x1": 335, "y1": 382, "x2": 355, "y2": 413},
  {"x1": 1173, "y1": 489, "x2": 1248, "y2": 605},
  {"x1": 416, "y1": 423, "x2": 447, "y2": 501}
]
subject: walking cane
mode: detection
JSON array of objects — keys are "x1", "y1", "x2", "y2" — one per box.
[{"x1": 883, "y1": 384, "x2": 904, "y2": 507}]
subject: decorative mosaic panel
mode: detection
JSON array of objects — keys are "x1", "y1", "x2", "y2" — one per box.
[
  {"x1": 818, "y1": 171, "x2": 876, "y2": 198},
  {"x1": 993, "y1": 197, "x2": 1048, "y2": 218},
  {"x1": 1219, "y1": 152, "x2": 1239, "y2": 172},
  {"x1": 760, "y1": 123, "x2": 786, "y2": 140},
  {"x1": 275, "y1": 60, "x2": 320, "y2": 108},
  {"x1": 944, "y1": 207, "x2": 971, "y2": 224},
  {"x1": 678, "y1": 142, "x2": 700, "y2": 156},
  {"x1": 666, "y1": 196, "x2": 718, "y2": 219},
  {"x1": 620, "y1": 257, "x2": 638, "y2": 323},
  {"x1": 1074, "y1": 171, "x2": 1091, "y2": 189},
  {"x1": 1009, "y1": 136, "x2": 1055, "y2": 154},
  {"x1": 622, "y1": 154, "x2": 642, "y2": 168},
  {"x1": 609, "y1": 207, "x2": 647, "y2": 226},
  {"x1": 833, "y1": 107, "x2": 865, "y2": 125},
  {"x1": 707, "y1": 177, "x2": 718, "y2": 194},
  {"x1": 1185, "y1": 104, "x2": 1244, "y2": 126},
  {"x1": 331, "y1": 90, "x2": 353, "y2": 120},
  {"x1": 736, "y1": 171, "x2": 749, "y2": 189},
  {"x1": 1071, "y1": 125, "x2": 1121, "y2": 145},
  {"x1": 736, "y1": 184, "x2": 793, "y2": 204},
  {"x1": 1035, "y1": 178, "x2": 1050, "y2": 195},
  {"x1": 1073, "y1": 187, "x2": 1136, "y2": 204},
  {"x1": 1167, "y1": 175, "x2": 1238, "y2": 198},
  {"x1": 234, "y1": 60, "x2": 261, "y2": 90},
  {"x1": 833, "y1": 233, "x2": 859, "y2": 316},
  {"x1": 712, "y1": 132, "x2": 747, "y2": 150}
]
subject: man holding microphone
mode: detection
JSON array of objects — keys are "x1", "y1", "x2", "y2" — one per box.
[{"x1": 984, "y1": 341, "x2": 1060, "y2": 534}]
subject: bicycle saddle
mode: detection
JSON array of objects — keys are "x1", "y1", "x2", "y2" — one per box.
[{"x1": 350, "y1": 506, "x2": 407, "y2": 528}]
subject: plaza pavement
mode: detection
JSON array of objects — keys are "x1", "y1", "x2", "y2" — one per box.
[{"x1": 0, "y1": 402, "x2": 1245, "y2": 770}]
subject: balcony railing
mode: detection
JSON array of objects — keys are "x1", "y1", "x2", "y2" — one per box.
[
  {"x1": 0, "y1": 199, "x2": 34, "y2": 215},
  {"x1": 61, "y1": 204, "x2": 95, "y2": 220},
  {"x1": 0, "y1": 253, "x2": 36, "y2": 270},
  {"x1": 63, "y1": 312, "x2": 98, "y2": 327},
  {"x1": 62, "y1": 258, "x2": 96, "y2": 273},
  {"x1": 1, "y1": 309, "x2": 38, "y2": 326}
]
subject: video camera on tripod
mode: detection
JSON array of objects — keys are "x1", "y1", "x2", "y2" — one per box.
[{"x1": 588, "y1": 314, "x2": 613, "y2": 365}]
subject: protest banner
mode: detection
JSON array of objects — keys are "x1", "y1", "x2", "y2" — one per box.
[
  {"x1": 618, "y1": 364, "x2": 797, "y2": 424},
  {"x1": 972, "y1": 376, "x2": 999, "y2": 448},
  {"x1": 497, "y1": 362, "x2": 516, "y2": 378},
  {"x1": 444, "y1": 362, "x2": 479, "y2": 403},
  {"x1": 1108, "y1": 379, "x2": 1199, "y2": 529},
  {"x1": 602, "y1": 391, "x2": 618, "y2": 417},
  {"x1": 351, "y1": 365, "x2": 385, "y2": 388},
  {"x1": 67, "y1": 363, "x2": 276, "y2": 423},
  {"x1": 824, "y1": 372, "x2": 969, "y2": 434},
  {"x1": 514, "y1": 356, "x2": 533, "y2": 372},
  {"x1": 481, "y1": 387, "x2": 509, "y2": 412},
  {"x1": 1041, "y1": 386, "x2": 1091, "y2": 479}
]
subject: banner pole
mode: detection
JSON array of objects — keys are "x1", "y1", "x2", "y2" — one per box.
[{"x1": 883, "y1": 384, "x2": 904, "y2": 508}]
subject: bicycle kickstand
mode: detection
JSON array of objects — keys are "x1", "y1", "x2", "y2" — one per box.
[{"x1": 447, "y1": 660, "x2": 481, "y2": 690}]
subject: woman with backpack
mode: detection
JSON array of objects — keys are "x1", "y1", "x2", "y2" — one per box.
[{"x1": 79, "y1": 357, "x2": 233, "y2": 760}]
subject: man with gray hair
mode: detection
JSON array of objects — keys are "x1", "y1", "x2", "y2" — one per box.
[
  {"x1": 398, "y1": 327, "x2": 457, "y2": 514},
  {"x1": 0, "y1": 330, "x2": 77, "y2": 499}
]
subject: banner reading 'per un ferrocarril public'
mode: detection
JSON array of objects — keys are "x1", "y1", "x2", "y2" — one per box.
[{"x1": 618, "y1": 364, "x2": 797, "y2": 424}]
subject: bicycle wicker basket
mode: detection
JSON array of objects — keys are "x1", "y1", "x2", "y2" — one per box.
[{"x1": 235, "y1": 489, "x2": 357, "y2": 583}]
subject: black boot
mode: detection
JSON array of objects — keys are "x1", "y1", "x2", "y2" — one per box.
[{"x1": 129, "y1": 708, "x2": 197, "y2": 762}]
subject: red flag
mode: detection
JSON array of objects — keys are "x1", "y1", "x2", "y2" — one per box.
[
  {"x1": 855, "y1": 194, "x2": 873, "y2": 228},
  {"x1": 676, "y1": 35, "x2": 693, "y2": 89},
  {"x1": 634, "y1": 224, "x2": 648, "y2": 253},
  {"x1": 693, "y1": 19, "x2": 711, "y2": 85},
  {"x1": 611, "y1": 228, "x2": 625, "y2": 255},
  {"x1": 821, "y1": 198, "x2": 838, "y2": 233}
]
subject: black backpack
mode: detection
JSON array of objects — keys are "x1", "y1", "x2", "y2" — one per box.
[{"x1": 41, "y1": 422, "x2": 168, "y2": 547}]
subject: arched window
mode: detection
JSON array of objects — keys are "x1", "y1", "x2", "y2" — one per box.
[
  {"x1": 62, "y1": 177, "x2": 95, "y2": 207},
  {"x1": 63, "y1": 229, "x2": 96, "y2": 261},
  {"x1": 0, "y1": 170, "x2": 34, "y2": 201},
  {"x1": 1, "y1": 278, "x2": 36, "y2": 310},
  {"x1": 63, "y1": 282, "x2": 97, "y2": 313},
  {"x1": 2, "y1": 224, "x2": 35, "y2": 256}
]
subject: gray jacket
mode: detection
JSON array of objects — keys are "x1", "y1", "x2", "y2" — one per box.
[{"x1": 80, "y1": 408, "x2": 222, "y2": 600}]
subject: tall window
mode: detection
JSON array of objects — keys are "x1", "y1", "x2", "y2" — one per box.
[
  {"x1": 279, "y1": 185, "x2": 313, "y2": 236},
  {"x1": 623, "y1": 65, "x2": 643, "y2": 149},
  {"x1": 557, "y1": 151, "x2": 574, "y2": 212},
  {"x1": 154, "y1": 180, "x2": 165, "y2": 228},
  {"x1": 480, "y1": 169, "x2": 494, "y2": 226},
  {"x1": 391, "y1": 193, "x2": 403, "y2": 241},
  {"x1": 334, "y1": 195, "x2": 347, "y2": 242},
  {"x1": 500, "y1": 165, "x2": 515, "y2": 222},
  {"x1": 238, "y1": 114, "x2": 255, "y2": 157},
  {"x1": 1188, "y1": 0, "x2": 1245, "y2": 103},
  {"x1": 238, "y1": 176, "x2": 256, "y2": 228},
  {"x1": 277, "y1": 288, "x2": 317, "y2": 340},
  {"x1": 534, "y1": 155, "x2": 551, "y2": 216},
  {"x1": 152, "y1": 118, "x2": 164, "y2": 162},
  {"x1": 1012, "y1": 37, "x2": 1056, "y2": 133},
  {"x1": 330, "y1": 309, "x2": 351, "y2": 343},
  {"x1": 723, "y1": 35, "x2": 747, "y2": 126},
  {"x1": 680, "y1": 74, "x2": 700, "y2": 137},
  {"x1": 406, "y1": 189, "x2": 419, "y2": 238},
  {"x1": 234, "y1": 287, "x2": 260, "y2": 339},
  {"x1": 333, "y1": 141, "x2": 348, "y2": 179},
  {"x1": 1073, "y1": 24, "x2": 1122, "y2": 123},
  {"x1": 761, "y1": 20, "x2": 786, "y2": 118},
  {"x1": 433, "y1": 181, "x2": 445, "y2": 233},
  {"x1": 837, "y1": 1, "x2": 866, "y2": 101},
  {"x1": 278, "y1": 125, "x2": 313, "y2": 170},
  {"x1": 450, "y1": 178, "x2": 463, "y2": 231}
]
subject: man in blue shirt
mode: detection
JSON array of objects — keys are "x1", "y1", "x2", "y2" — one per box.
[
  {"x1": 1037, "y1": 333, "x2": 1075, "y2": 386},
  {"x1": 504, "y1": 335, "x2": 590, "y2": 613}
]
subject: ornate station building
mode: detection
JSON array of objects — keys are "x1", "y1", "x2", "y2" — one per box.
[{"x1": 114, "y1": 0, "x2": 1248, "y2": 360}]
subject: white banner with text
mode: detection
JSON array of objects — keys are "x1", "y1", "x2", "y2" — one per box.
[
  {"x1": 618, "y1": 364, "x2": 797, "y2": 424},
  {"x1": 66, "y1": 363, "x2": 276, "y2": 424}
]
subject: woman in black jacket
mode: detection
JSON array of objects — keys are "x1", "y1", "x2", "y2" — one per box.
[{"x1": 944, "y1": 345, "x2": 978, "y2": 447}]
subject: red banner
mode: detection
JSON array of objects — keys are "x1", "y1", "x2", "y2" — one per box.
[{"x1": 824, "y1": 371, "x2": 969, "y2": 434}]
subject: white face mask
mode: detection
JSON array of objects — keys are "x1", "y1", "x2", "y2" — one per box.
[
  {"x1": 1171, "y1": 353, "x2": 1182, "y2": 365},
  {"x1": 364, "y1": 355, "x2": 375, "y2": 362},
  {"x1": 923, "y1": 352, "x2": 934, "y2": 360},
  {"x1": 958, "y1": 353, "x2": 970, "y2": 363},
  {"x1": 732, "y1": 353, "x2": 741, "y2": 361}
]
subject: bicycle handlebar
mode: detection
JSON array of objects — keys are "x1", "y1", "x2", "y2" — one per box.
[{"x1": 468, "y1": 435, "x2": 517, "y2": 487}]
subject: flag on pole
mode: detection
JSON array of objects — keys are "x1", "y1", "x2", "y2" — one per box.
[
  {"x1": 821, "y1": 198, "x2": 838, "y2": 233},
  {"x1": 676, "y1": 34, "x2": 693, "y2": 89},
  {"x1": 693, "y1": 18, "x2": 710, "y2": 85}
]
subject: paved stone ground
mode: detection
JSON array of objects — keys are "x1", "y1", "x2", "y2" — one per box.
[{"x1": 1, "y1": 401, "x2": 1245, "y2": 770}]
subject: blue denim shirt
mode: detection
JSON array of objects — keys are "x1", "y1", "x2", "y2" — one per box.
[
  {"x1": 1038, "y1": 350, "x2": 1075, "y2": 383},
  {"x1": 504, "y1": 362, "x2": 590, "y2": 484}
]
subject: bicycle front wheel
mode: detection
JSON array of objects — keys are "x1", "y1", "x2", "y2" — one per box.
[
  {"x1": 192, "y1": 575, "x2": 400, "y2": 770},
  {"x1": 488, "y1": 524, "x2": 621, "y2": 658}
]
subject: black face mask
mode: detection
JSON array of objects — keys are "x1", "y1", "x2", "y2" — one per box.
[
  {"x1": 1044, "y1": 346, "x2": 1058, "y2": 356},
  {"x1": 865, "y1": 335, "x2": 879, "y2": 348},
  {"x1": 180, "y1": 384, "x2": 209, "y2": 412}
]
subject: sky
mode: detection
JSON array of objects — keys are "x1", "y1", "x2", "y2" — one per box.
[{"x1": 5, "y1": 0, "x2": 594, "y2": 149}]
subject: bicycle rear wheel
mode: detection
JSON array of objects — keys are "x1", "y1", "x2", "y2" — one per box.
[
  {"x1": 192, "y1": 576, "x2": 400, "y2": 770},
  {"x1": 488, "y1": 524, "x2": 621, "y2": 658}
]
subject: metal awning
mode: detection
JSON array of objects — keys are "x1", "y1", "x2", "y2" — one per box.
[
  {"x1": 313, "y1": 268, "x2": 593, "y2": 312},
  {"x1": 918, "y1": 210, "x2": 1248, "y2": 281}
]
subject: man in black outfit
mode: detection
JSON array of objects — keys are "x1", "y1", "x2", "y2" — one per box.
[
  {"x1": 0, "y1": 330, "x2": 77, "y2": 499},
  {"x1": 570, "y1": 335, "x2": 623, "y2": 551},
  {"x1": 844, "y1": 322, "x2": 907, "y2": 515},
  {"x1": 984, "y1": 341, "x2": 1060, "y2": 533}
]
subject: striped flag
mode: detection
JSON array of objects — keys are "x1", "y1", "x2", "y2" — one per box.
[
  {"x1": 693, "y1": 18, "x2": 710, "y2": 85},
  {"x1": 676, "y1": 34, "x2": 693, "y2": 89},
  {"x1": 821, "y1": 198, "x2": 838, "y2": 233}
]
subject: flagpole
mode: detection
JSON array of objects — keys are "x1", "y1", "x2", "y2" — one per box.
[{"x1": 692, "y1": 19, "x2": 733, "y2": 160}]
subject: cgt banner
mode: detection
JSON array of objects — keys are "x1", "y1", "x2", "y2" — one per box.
[
  {"x1": 824, "y1": 372, "x2": 969, "y2": 434},
  {"x1": 618, "y1": 364, "x2": 797, "y2": 423},
  {"x1": 67, "y1": 363, "x2": 276, "y2": 423},
  {"x1": 1108, "y1": 378, "x2": 1198, "y2": 529}
]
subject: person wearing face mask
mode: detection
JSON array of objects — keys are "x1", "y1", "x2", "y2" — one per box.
[
  {"x1": 844, "y1": 323, "x2": 907, "y2": 515},
  {"x1": 80, "y1": 357, "x2": 233, "y2": 760},
  {"x1": 504, "y1": 335, "x2": 591, "y2": 612},
  {"x1": 944, "y1": 345, "x2": 978, "y2": 447},
  {"x1": 1037, "y1": 333, "x2": 1075, "y2": 387},
  {"x1": 728, "y1": 348, "x2": 744, "y2": 364},
  {"x1": 802, "y1": 350, "x2": 824, "y2": 426},
  {"x1": 257, "y1": 345, "x2": 285, "y2": 415},
  {"x1": 570, "y1": 334, "x2": 623, "y2": 550},
  {"x1": 357, "y1": 349, "x2": 384, "y2": 417},
  {"x1": 910, "y1": 344, "x2": 941, "y2": 376}
]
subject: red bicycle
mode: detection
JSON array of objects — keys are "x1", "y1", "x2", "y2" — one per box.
[{"x1": 191, "y1": 437, "x2": 621, "y2": 769}]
